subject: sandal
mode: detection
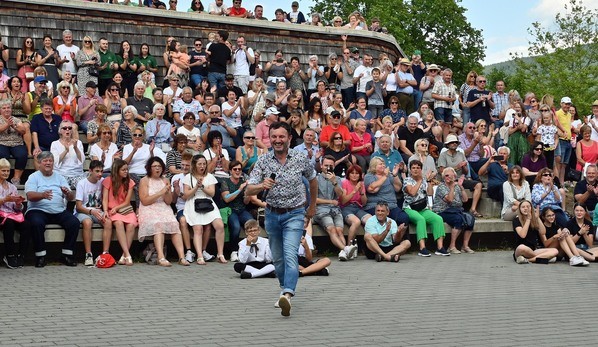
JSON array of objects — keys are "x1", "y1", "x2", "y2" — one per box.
[
  {"x1": 158, "y1": 258, "x2": 172, "y2": 267},
  {"x1": 178, "y1": 258, "x2": 190, "y2": 266},
  {"x1": 196, "y1": 257, "x2": 206, "y2": 265},
  {"x1": 375, "y1": 254, "x2": 383, "y2": 262},
  {"x1": 125, "y1": 256, "x2": 134, "y2": 266},
  {"x1": 391, "y1": 254, "x2": 400, "y2": 262},
  {"x1": 217, "y1": 254, "x2": 228, "y2": 264},
  {"x1": 470, "y1": 210, "x2": 483, "y2": 218},
  {"x1": 118, "y1": 255, "x2": 126, "y2": 265}
]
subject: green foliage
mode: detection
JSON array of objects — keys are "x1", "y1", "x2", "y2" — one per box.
[
  {"x1": 310, "y1": 0, "x2": 486, "y2": 83},
  {"x1": 510, "y1": 0, "x2": 597, "y2": 114}
]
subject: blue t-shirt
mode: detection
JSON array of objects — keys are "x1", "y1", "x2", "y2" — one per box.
[
  {"x1": 364, "y1": 216, "x2": 397, "y2": 247},
  {"x1": 364, "y1": 173, "x2": 398, "y2": 210},
  {"x1": 25, "y1": 171, "x2": 69, "y2": 214},
  {"x1": 487, "y1": 162, "x2": 511, "y2": 190},
  {"x1": 372, "y1": 149, "x2": 403, "y2": 170}
]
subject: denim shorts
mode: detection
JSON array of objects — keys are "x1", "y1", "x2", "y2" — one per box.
[
  {"x1": 341, "y1": 204, "x2": 370, "y2": 221},
  {"x1": 555, "y1": 139, "x2": 572, "y2": 164},
  {"x1": 433, "y1": 107, "x2": 453, "y2": 123}
]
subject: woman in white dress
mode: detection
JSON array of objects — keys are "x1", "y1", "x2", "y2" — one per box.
[{"x1": 182, "y1": 154, "x2": 228, "y2": 265}]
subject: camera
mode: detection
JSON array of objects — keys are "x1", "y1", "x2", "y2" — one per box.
[
  {"x1": 276, "y1": 58, "x2": 284, "y2": 63},
  {"x1": 493, "y1": 155, "x2": 504, "y2": 161}
]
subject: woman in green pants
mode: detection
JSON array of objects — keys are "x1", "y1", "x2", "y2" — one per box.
[{"x1": 402, "y1": 160, "x2": 447, "y2": 257}]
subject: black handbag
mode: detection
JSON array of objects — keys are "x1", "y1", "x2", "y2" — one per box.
[
  {"x1": 567, "y1": 169, "x2": 582, "y2": 182},
  {"x1": 190, "y1": 176, "x2": 214, "y2": 213},
  {"x1": 88, "y1": 65, "x2": 99, "y2": 77},
  {"x1": 409, "y1": 197, "x2": 428, "y2": 211},
  {"x1": 194, "y1": 198, "x2": 214, "y2": 213}
]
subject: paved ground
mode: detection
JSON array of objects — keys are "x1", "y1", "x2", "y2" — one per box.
[{"x1": 1, "y1": 250, "x2": 597, "y2": 346}]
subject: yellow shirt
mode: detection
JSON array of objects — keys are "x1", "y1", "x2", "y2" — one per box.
[{"x1": 556, "y1": 109, "x2": 572, "y2": 140}]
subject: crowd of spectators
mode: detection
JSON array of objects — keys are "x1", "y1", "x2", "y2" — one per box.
[{"x1": 1, "y1": 3, "x2": 598, "y2": 269}]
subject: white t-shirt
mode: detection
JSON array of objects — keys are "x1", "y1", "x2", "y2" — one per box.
[
  {"x1": 122, "y1": 143, "x2": 166, "y2": 175},
  {"x1": 163, "y1": 87, "x2": 183, "y2": 100},
  {"x1": 353, "y1": 65, "x2": 373, "y2": 93},
  {"x1": 75, "y1": 177, "x2": 104, "y2": 211},
  {"x1": 177, "y1": 126, "x2": 201, "y2": 143},
  {"x1": 221, "y1": 102, "x2": 243, "y2": 128},
  {"x1": 89, "y1": 142, "x2": 120, "y2": 172},
  {"x1": 203, "y1": 147, "x2": 230, "y2": 178},
  {"x1": 298, "y1": 233, "x2": 314, "y2": 257},
  {"x1": 234, "y1": 47, "x2": 254, "y2": 76},
  {"x1": 171, "y1": 172, "x2": 186, "y2": 212},
  {"x1": 56, "y1": 44, "x2": 80, "y2": 74},
  {"x1": 51, "y1": 140, "x2": 85, "y2": 177}
]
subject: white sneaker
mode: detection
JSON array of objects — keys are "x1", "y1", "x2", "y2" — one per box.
[
  {"x1": 581, "y1": 257, "x2": 590, "y2": 266},
  {"x1": 230, "y1": 251, "x2": 239, "y2": 262},
  {"x1": 516, "y1": 255, "x2": 529, "y2": 264},
  {"x1": 274, "y1": 299, "x2": 280, "y2": 308},
  {"x1": 185, "y1": 250, "x2": 196, "y2": 263},
  {"x1": 84, "y1": 253, "x2": 94, "y2": 267},
  {"x1": 202, "y1": 250, "x2": 215, "y2": 262},
  {"x1": 338, "y1": 249, "x2": 348, "y2": 261},
  {"x1": 277, "y1": 295, "x2": 291, "y2": 317},
  {"x1": 570, "y1": 255, "x2": 583, "y2": 266},
  {"x1": 346, "y1": 244, "x2": 358, "y2": 260}
]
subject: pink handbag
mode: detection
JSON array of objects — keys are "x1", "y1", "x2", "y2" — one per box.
[{"x1": 0, "y1": 211, "x2": 25, "y2": 225}]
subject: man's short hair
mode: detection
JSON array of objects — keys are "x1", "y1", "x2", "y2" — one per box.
[
  {"x1": 269, "y1": 121, "x2": 291, "y2": 135},
  {"x1": 218, "y1": 30, "x2": 229, "y2": 41},
  {"x1": 89, "y1": 160, "x2": 104, "y2": 171},
  {"x1": 322, "y1": 155, "x2": 336, "y2": 163}
]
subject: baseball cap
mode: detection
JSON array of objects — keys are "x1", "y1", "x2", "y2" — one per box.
[
  {"x1": 265, "y1": 106, "x2": 280, "y2": 116},
  {"x1": 34, "y1": 76, "x2": 48, "y2": 83},
  {"x1": 561, "y1": 96, "x2": 572, "y2": 104}
]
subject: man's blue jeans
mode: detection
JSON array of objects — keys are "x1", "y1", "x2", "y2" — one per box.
[
  {"x1": 228, "y1": 209, "x2": 254, "y2": 251},
  {"x1": 190, "y1": 74, "x2": 206, "y2": 90},
  {"x1": 208, "y1": 72, "x2": 226, "y2": 90},
  {"x1": 265, "y1": 207, "x2": 304, "y2": 296}
]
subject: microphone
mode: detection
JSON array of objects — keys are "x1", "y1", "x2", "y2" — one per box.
[{"x1": 263, "y1": 173, "x2": 276, "y2": 200}]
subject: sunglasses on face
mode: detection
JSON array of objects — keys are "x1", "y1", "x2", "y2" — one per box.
[
  {"x1": 244, "y1": 136, "x2": 255, "y2": 139},
  {"x1": 132, "y1": 134, "x2": 144, "y2": 138},
  {"x1": 61, "y1": 86, "x2": 70, "y2": 89},
  {"x1": 534, "y1": 147, "x2": 543, "y2": 151},
  {"x1": 542, "y1": 173, "x2": 552, "y2": 177},
  {"x1": 333, "y1": 137, "x2": 342, "y2": 140},
  {"x1": 84, "y1": 40, "x2": 91, "y2": 44},
  {"x1": 61, "y1": 127, "x2": 73, "y2": 130}
]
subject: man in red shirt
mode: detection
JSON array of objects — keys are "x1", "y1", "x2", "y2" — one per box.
[
  {"x1": 320, "y1": 111, "x2": 351, "y2": 148},
  {"x1": 228, "y1": 0, "x2": 249, "y2": 18}
]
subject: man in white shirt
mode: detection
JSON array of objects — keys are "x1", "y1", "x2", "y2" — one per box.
[
  {"x1": 396, "y1": 58, "x2": 417, "y2": 114},
  {"x1": 56, "y1": 30, "x2": 80, "y2": 78},
  {"x1": 232, "y1": 36, "x2": 254, "y2": 94},
  {"x1": 352, "y1": 53, "x2": 373, "y2": 100}
]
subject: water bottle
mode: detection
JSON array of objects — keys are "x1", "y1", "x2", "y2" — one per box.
[{"x1": 341, "y1": 167, "x2": 346, "y2": 178}]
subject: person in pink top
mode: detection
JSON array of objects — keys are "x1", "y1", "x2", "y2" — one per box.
[
  {"x1": 340, "y1": 164, "x2": 371, "y2": 256},
  {"x1": 102, "y1": 158, "x2": 138, "y2": 266},
  {"x1": 349, "y1": 118, "x2": 373, "y2": 171},
  {"x1": 255, "y1": 106, "x2": 279, "y2": 149},
  {"x1": 576, "y1": 124, "x2": 598, "y2": 172}
]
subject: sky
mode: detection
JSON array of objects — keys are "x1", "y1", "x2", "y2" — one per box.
[{"x1": 175, "y1": 0, "x2": 598, "y2": 66}]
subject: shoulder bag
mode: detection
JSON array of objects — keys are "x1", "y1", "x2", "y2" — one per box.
[{"x1": 191, "y1": 175, "x2": 214, "y2": 213}]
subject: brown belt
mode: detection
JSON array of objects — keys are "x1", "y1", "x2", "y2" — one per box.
[{"x1": 266, "y1": 204, "x2": 303, "y2": 214}]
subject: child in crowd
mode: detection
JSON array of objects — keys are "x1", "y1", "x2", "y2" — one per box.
[
  {"x1": 366, "y1": 67, "x2": 386, "y2": 124},
  {"x1": 234, "y1": 219, "x2": 275, "y2": 279},
  {"x1": 298, "y1": 226, "x2": 331, "y2": 277},
  {"x1": 532, "y1": 104, "x2": 559, "y2": 169},
  {"x1": 102, "y1": 159, "x2": 138, "y2": 266},
  {"x1": 75, "y1": 160, "x2": 106, "y2": 266},
  {"x1": 168, "y1": 44, "x2": 190, "y2": 87},
  {"x1": 172, "y1": 152, "x2": 198, "y2": 263},
  {"x1": 140, "y1": 70, "x2": 156, "y2": 101}
]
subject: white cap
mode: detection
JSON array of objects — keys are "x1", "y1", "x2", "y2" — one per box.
[
  {"x1": 561, "y1": 96, "x2": 572, "y2": 104},
  {"x1": 265, "y1": 106, "x2": 280, "y2": 116}
]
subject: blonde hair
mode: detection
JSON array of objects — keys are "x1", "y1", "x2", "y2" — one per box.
[
  {"x1": 368, "y1": 157, "x2": 385, "y2": 173},
  {"x1": 0, "y1": 158, "x2": 10, "y2": 170}
]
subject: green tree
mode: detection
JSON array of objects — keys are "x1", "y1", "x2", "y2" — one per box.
[
  {"x1": 510, "y1": 0, "x2": 598, "y2": 114},
  {"x1": 310, "y1": 0, "x2": 486, "y2": 83}
]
